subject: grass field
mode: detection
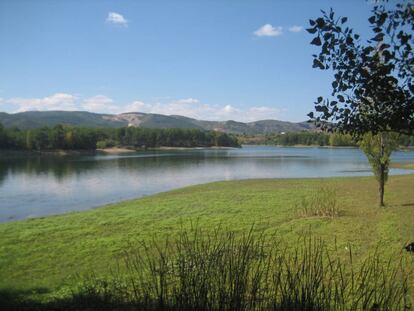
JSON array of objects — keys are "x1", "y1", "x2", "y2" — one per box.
[{"x1": 0, "y1": 173, "x2": 414, "y2": 303}]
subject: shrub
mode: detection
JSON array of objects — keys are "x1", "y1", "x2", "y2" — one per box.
[
  {"x1": 96, "y1": 139, "x2": 116, "y2": 149},
  {"x1": 296, "y1": 186, "x2": 339, "y2": 218}
]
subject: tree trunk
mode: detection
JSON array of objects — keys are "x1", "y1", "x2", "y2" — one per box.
[
  {"x1": 379, "y1": 133, "x2": 385, "y2": 207},
  {"x1": 379, "y1": 163, "x2": 385, "y2": 207}
]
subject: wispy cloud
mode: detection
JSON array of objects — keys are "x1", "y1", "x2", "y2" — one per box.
[
  {"x1": 172, "y1": 98, "x2": 200, "y2": 105},
  {"x1": 122, "y1": 98, "x2": 283, "y2": 122},
  {"x1": 82, "y1": 95, "x2": 120, "y2": 114},
  {"x1": 223, "y1": 105, "x2": 238, "y2": 113},
  {"x1": 288, "y1": 25, "x2": 303, "y2": 33},
  {"x1": 6, "y1": 93, "x2": 117, "y2": 113},
  {"x1": 254, "y1": 24, "x2": 283, "y2": 37},
  {"x1": 106, "y1": 12, "x2": 128, "y2": 27},
  {"x1": 7, "y1": 93, "x2": 78, "y2": 112}
]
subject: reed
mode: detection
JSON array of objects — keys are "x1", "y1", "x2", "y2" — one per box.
[
  {"x1": 73, "y1": 227, "x2": 411, "y2": 310},
  {"x1": 296, "y1": 186, "x2": 339, "y2": 218},
  {"x1": 2, "y1": 227, "x2": 411, "y2": 310}
]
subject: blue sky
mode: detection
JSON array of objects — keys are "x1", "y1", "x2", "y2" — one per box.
[{"x1": 0, "y1": 0, "x2": 376, "y2": 122}]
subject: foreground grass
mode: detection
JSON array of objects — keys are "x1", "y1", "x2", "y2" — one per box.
[{"x1": 0, "y1": 175, "x2": 414, "y2": 301}]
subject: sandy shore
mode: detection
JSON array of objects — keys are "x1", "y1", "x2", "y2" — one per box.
[
  {"x1": 97, "y1": 147, "x2": 138, "y2": 154},
  {"x1": 0, "y1": 149, "x2": 97, "y2": 157}
]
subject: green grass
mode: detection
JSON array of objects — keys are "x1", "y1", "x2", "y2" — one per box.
[
  {"x1": 391, "y1": 161, "x2": 414, "y2": 170},
  {"x1": 1, "y1": 174, "x2": 414, "y2": 300}
]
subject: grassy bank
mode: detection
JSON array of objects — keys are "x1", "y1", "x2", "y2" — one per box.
[
  {"x1": 392, "y1": 162, "x2": 414, "y2": 170},
  {"x1": 0, "y1": 175, "x2": 414, "y2": 302}
]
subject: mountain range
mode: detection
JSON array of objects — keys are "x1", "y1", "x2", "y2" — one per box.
[{"x1": 0, "y1": 111, "x2": 314, "y2": 135}]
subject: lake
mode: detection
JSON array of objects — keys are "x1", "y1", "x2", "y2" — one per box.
[{"x1": 1, "y1": 145, "x2": 413, "y2": 222}]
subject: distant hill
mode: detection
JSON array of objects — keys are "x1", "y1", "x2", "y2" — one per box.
[
  {"x1": 0, "y1": 111, "x2": 314, "y2": 134},
  {"x1": 0, "y1": 111, "x2": 126, "y2": 129}
]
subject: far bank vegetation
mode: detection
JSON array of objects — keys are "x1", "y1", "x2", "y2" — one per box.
[
  {"x1": 239, "y1": 131, "x2": 414, "y2": 147},
  {"x1": 0, "y1": 123, "x2": 240, "y2": 151}
]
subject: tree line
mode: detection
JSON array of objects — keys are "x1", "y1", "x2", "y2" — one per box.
[
  {"x1": 239, "y1": 132, "x2": 414, "y2": 147},
  {"x1": 0, "y1": 124, "x2": 240, "y2": 150}
]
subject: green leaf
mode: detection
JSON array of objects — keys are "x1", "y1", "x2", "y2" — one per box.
[
  {"x1": 311, "y1": 37, "x2": 322, "y2": 46},
  {"x1": 316, "y1": 17, "x2": 325, "y2": 28},
  {"x1": 379, "y1": 43, "x2": 390, "y2": 50},
  {"x1": 378, "y1": 13, "x2": 387, "y2": 26},
  {"x1": 372, "y1": 33, "x2": 384, "y2": 42},
  {"x1": 313, "y1": 59, "x2": 325, "y2": 70},
  {"x1": 315, "y1": 105, "x2": 325, "y2": 112}
]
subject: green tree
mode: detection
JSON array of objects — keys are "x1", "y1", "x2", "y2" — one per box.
[
  {"x1": 307, "y1": 1, "x2": 414, "y2": 206},
  {"x1": 25, "y1": 130, "x2": 34, "y2": 150},
  {"x1": 358, "y1": 133, "x2": 399, "y2": 207},
  {"x1": 48, "y1": 125, "x2": 65, "y2": 149},
  {"x1": 0, "y1": 123, "x2": 8, "y2": 148}
]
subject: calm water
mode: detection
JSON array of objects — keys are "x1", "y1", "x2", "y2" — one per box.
[{"x1": 1, "y1": 145, "x2": 413, "y2": 222}]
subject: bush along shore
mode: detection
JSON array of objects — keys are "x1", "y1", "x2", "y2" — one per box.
[{"x1": 0, "y1": 123, "x2": 240, "y2": 151}]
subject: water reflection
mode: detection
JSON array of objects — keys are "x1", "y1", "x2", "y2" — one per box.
[{"x1": 0, "y1": 146, "x2": 413, "y2": 222}]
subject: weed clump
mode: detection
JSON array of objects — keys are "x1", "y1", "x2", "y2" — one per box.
[{"x1": 296, "y1": 186, "x2": 339, "y2": 218}]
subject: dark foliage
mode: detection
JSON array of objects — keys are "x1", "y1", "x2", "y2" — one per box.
[
  {"x1": 0, "y1": 123, "x2": 240, "y2": 150},
  {"x1": 307, "y1": 1, "x2": 414, "y2": 136}
]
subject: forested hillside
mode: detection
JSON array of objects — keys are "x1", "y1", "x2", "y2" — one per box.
[{"x1": 0, "y1": 111, "x2": 313, "y2": 134}]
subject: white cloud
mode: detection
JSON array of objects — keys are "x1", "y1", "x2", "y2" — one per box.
[
  {"x1": 223, "y1": 105, "x2": 238, "y2": 113},
  {"x1": 173, "y1": 98, "x2": 200, "y2": 105},
  {"x1": 122, "y1": 101, "x2": 150, "y2": 113},
  {"x1": 135, "y1": 98, "x2": 211, "y2": 119},
  {"x1": 4, "y1": 93, "x2": 284, "y2": 122},
  {"x1": 106, "y1": 12, "x2": 128, "y2": 27},
  {"x1": 288, "y1": 25, "x2": 303, "y2": 33},
  {"x1": 254, "y1": 24, "x2": 283, "y2": 37},
  {"x1": 81, "y1": 95, "x2": 120, "y2": 114},
  {"x1": 7, "y1": 93, "x2": 78, "y2": 112},
  {"x1": 121, "y1": 99, "x2": 282, "y2": 122},
  {"x1": 6, "y1": 93, "x2": 117, "y2": 114},
  {"x1": 247, "y1": 106, "x2": 281, "y2": 120}
]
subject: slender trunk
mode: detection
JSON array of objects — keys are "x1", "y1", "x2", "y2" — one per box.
[
  {"x1": 379, "y1": 133, "x2": 385, "y2": 207},
  {"x1": 379, "y1": 163, "x2": 385, "y2": 207}
]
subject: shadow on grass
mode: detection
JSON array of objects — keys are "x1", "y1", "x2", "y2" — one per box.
[{"x1": 0, "y1": 287, "x2": 137, "y2": 311}]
